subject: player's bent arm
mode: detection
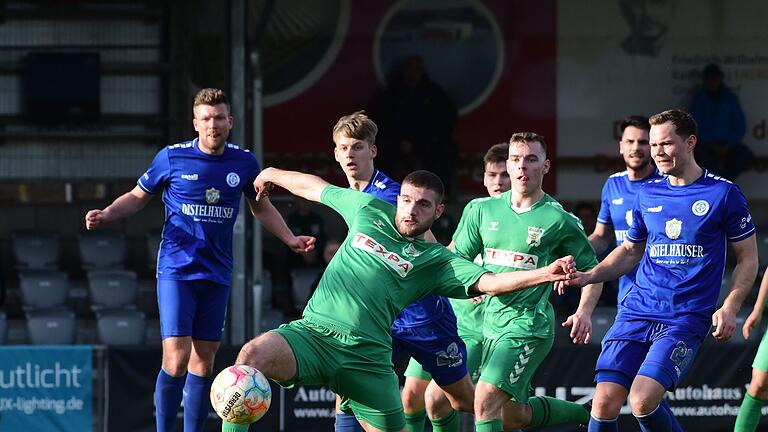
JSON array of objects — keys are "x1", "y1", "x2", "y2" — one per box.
[
  {"x1": 471, "y1": 256, "x2": 573, "y2": 296},
  {"x1": 576, "y1": 282, "x2": 603, "y2": 315},
  {"x1": 579, "y1": 239, "x2": 644, "y2": 286},
  {"x1": 722, "y1": 234, "x2": 759, "y2": 312},
  {"x1": 254, "y1": 167, "x2": 328, "y2": 203},
  {"x1": 85, "y1": 186, "x2": 152, "y2": 228},
  {"x1": 247, "y1": 196, "x2": 303, "y2": 246},
  {"x1": 588, "y1": 222, "x2": 613, "y2": 256},
  {"x1": 744, "y1": 266, "x2": 768, "y2": 339}
]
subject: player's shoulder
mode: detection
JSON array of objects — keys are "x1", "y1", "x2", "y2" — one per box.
[
  {"x1": 608, "y1": 170, "x2": 630, "y2": 180},
  {"x1": 166, "y1": 140, "x2": 195, "y2": 152},
  {"x1": 466, "y1": 195, "x2": 496, "y2": 208},
  {"x1": 700, "y1": 170, "x2": 735, "y2": 187},
  {"x1": 371, "y1": 169, "x2": 401, "y2": 192},
  {"x1": 541, "y1": 195, "x2": 582, "y2": 224}
]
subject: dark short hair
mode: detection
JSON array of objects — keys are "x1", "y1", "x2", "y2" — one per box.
[
  {"x1": 620, "y1": 115, "x2": 650, "y2": 133},
  {"x1": 483, "y1": 143, "x2": 509, "y2": 165},
  {"x1": 402, "y1": 170, "x2": 445, "y2": 204},
  {"x1": 509, "y1": 132, "x2": 547, "y2": 156},
  {"x1": 649, "y1": 109, "x2": 698, "y2": 139}
]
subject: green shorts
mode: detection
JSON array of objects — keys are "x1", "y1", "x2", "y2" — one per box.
[
  {"x1": 753, "y1": 327, "x2": 768, "y2": 372},
  {"x1": 403, "y1": 330, "x2": 485, "y2": 383},
  {"x1": 272, "y1": 319, "x2": 405, "y2": 431},
  {"x1": 477, "y1": 335, "x2": 553, "y2": 403}
]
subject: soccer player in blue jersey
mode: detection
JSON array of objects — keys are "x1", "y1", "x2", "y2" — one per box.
[
  {"x1": 559, "y1": 109, "x2": 759, "y2": 432},
  {"x1": 84, "y1": 88, "x2": 315, "y2": 432},
  {"x1": 331, "y1": 112, "x2": 475, "y2": 432},
  {"x1": 589, "y1": 116, "x2": 662, "y2": 302}
]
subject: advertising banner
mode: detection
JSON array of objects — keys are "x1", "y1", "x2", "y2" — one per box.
[
  {"x1": 0, "y1": 345, "x2": 92, "y2": 432},
  {"x1": 108, "y1": 343, "x2": 766, "y2": 431}
]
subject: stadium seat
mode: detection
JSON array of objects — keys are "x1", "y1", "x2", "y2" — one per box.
[
  {"x1": 87, "y1": 269, "x2": 138, "y2": 311},
  {"x1": 26, "y1": 309, "x2": 77, "y2": 345},
  {"x1": 96, "y1": 309, "x2": 147, "y2": 345},
  {"x1": 18, "y1": 270, "x2": 69, "y2": 311},
  {"x1": 589, "y1": 306, "x2": 617, "y2": 344},
  {"x1": 146, "y1": 231, "x2": 161, "y2": 270},
  {"x1": 11, "y1": 229, "x2": 60, "y2": 270},
  {"x1": 79, "y1": 230, "x2": 126, "y2": 270},
  {"x1": 290, "y1": 267, "x2": 323, "y2": 310},
  {"x1": 0, "y1": 310, "x2": 7, "y2": 344}
]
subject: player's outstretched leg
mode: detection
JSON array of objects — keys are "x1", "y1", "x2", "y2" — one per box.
[
  {"x1": 735, "y1": 367, "x2": 768, "y2": 432},
  {"x1": 424, "y1": 375, "x2": 474, "y2": 432}
]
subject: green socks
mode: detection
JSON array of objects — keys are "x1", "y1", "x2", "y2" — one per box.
[
  {"x1": 527, "y1": 395, "x2": 590, "y2": 427},
  {"x1": 475, "y1": 418, "x2": 503, "y2": 432},
  {"x1": 735, "y1": 393, "x2": 767, "y2": 432},
  {"x1": 405, "y1": 409, "x2": 426, "y2": 432},
  {"x1": 221, "y1": 421, "x2": 250, "y2": 432},
  {"x1": 430, "y1": 409, "x2": 459, "y2": 432}
]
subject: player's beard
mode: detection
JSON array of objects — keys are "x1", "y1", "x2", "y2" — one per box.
[
  {"x1": 625, "y1": 152, "x2": 651, "y2": 171},
  {"x1": 395, "y1": 216, "x2": 434, "y2": 238}
]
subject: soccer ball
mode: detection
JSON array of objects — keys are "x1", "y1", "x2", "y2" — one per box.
[{"x1": 210, "y1": 365, "x2": 272, "y2": 424}]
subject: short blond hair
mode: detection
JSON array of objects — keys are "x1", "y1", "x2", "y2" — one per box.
[
  {"x1": 332, "y1": 111, "x2": 378, "y2": 145},
  {"x1": 193, "y1": 88, "x2": 230, "y2": 111}
]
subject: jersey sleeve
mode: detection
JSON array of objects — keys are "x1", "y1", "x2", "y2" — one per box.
[
  {"x1": 556, "y1": 214, "x2": 599, "y2": 271},
  {"x1": 723, "y1": 184, "x2": 755, "y2": 242},
  {"x1": 429, "y1": 250, "x2": 489, "y2": 299},
  {"x1": 137, "y1": 147, "x2": 170, "y2": 195},
  {"x1": 625, "y1": 193, "x2": 648, "y2": 243},
  {"x1": 451, "y1": 201, "x2": 484, "y2": 261},
  {"x1": 596, "y1": 181, "x2": 612, "y2": 225},
  {"x1": 320, "y1": 185, "x2": 378, "y2": 225},
  {"x1": 242, "y1": 153, "x2": 261, "y2": 199}
]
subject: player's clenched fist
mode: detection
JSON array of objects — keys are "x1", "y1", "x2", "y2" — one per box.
[{"x1": 84, "y1": 209, "x2": 108, "y2": 230}]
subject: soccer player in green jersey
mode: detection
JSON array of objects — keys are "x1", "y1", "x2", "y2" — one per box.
[
  {"x1": 451, "y1": 132, "x2": 603, "y2": 432},
  {"x1": 226, "y1": 168, "x2": 577, "y2": 432},
  {"x1": 403, "y1": 142, "x2": 511, "y2": 430},
  {"x1": 735, "y1": 266, "x2": 768, "y2": 431}
]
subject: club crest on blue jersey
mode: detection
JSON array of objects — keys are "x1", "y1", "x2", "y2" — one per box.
[
  {"x1": 526, "y1": 226, "x2": 544, "y2": 247},
  {"x1": 226, "y1": 172, "x2": 240, "y2": 187},
  {"x1": 206, "y1": 187, "x2": 220, "y2": 204},
  {"x1": 665, "y1": 218, "x2": 682, "y2": 240},
  {"x1": 691, "y1": 200, "x2": 709, "y2": 216}
]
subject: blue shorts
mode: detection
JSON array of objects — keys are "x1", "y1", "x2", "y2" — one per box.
[
  {"x1": 157, "y1": 279, "x2": 230, "y2": 341},
  {"x1": 595, "y1": 316, "x2": 708, "y2": 391},
  {"x1": 391, "y1": 315, "x2": 468, "y2": 386}
]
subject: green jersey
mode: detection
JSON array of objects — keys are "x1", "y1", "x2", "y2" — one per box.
[
  {"x1": 452, "y1": 192, "x2": 597, "y2": 340},
  {"x1": 449, "y1": 196, "x2": 499, "y2": 338},
  {"x1": 303, "y1": 185, "x2": 488, "y2": 357}
]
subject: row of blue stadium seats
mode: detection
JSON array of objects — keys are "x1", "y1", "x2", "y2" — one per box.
[
  {"x1": 17, "y1": 268, "x2": 143, "y2": 313},
  {"x1": 0, "y1": 309, "x2": 154, "y2": 346},
  {"x1": 11, "y1": 229, "x2": 160, "y2": 271}
]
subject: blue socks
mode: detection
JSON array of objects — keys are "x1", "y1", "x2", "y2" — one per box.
[
  {"x1": 635, "y1": 400, "x2": 683, "y2": 432},
  {"x1": 335, "y1": 412, "x2": 364, "y2": 431},
  {"x1": 184, "y1": 372, "x2": 213, "y2": 432},
  {"x1": 155, "y1": 368, "x2": 185, "y2": 432},
  {"x1": 588, "y1": 415, "x2": 618, "y2": 432}
]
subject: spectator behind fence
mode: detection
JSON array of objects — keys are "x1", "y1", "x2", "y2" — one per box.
[
  {"x1": 690, "y1": 63, "x2": 753, "y2": 180},
  {"x1": 373, "y1": 55, "x2": 458, "y2": 196}
]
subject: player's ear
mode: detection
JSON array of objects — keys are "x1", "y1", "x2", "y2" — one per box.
[
  {"x1": 370, "y1": 144, "x2": 378, "y2": 159},
  {"x1": 192, "y1": 118, "x2": 199, "y2": 132},
  {"x1": 543, "y1": 158, "x2": 551, "y2": 174},
  {"x1": 435, "y1": 202, "x2": 445, "y2": 218},
  {"x1": 687, "y1": 135, "x2": 697, "y2": 152}
]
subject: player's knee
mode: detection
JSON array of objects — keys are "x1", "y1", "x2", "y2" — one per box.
[
  {"x1": 162, "y1": 348, "x2": 191, "y2": 376},
  {"x1": 592, "y1": 391, "x2": 623, "y2": 419},
  {"x1": 628, "y1": 390, "x2": 660, "y2": 416},
  {"x1": 401, "y1": 388, "x2": 423, "y2": 412},
  {"x1": 473, "y1": 384, "x2": 506, "y2": 419},
  {"x1": 749, "y1": 372, "x2": 768, "y2": 399}
]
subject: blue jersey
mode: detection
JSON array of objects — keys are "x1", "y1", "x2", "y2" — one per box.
[
  {"x1": 597, "y1": 170, "x2": 663, "y2": 301},
  {"x1": 622, "y1": 170, "x2": 755, "y2": 324},
  {"x1": 138, "y1": 139, "x2": 259, "y2": 285},
  {"x1": 361, "y1": 169, "x2": 455, "y2": 327}
]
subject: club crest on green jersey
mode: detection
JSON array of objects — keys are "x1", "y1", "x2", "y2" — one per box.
[
  {"x1": 526, "y1": 226, "x2": 545, "y2": 247},
  {"x1": 403, "y1": 242, "x2": 422, "y2": 258},
  {"x1": 205, "y1": 187, "x2": 220, "y2": 204},
  {"x1": 373, "y1": 219, "x2": 386, "y2": 229},
  {"x1": 665, "y1": 218, "x2": 682, "y2": 240}
]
